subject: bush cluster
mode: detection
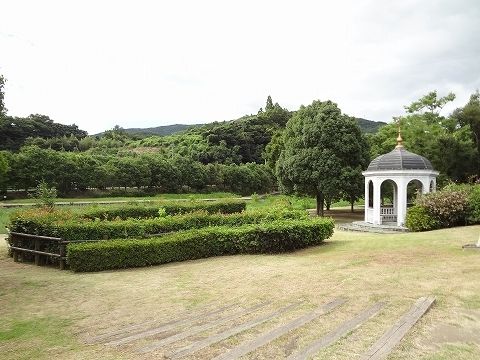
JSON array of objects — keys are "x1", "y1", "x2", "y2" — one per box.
[
  {"x1": 443, "y1": 183, "x2": 480, "y2": 224},
  {"x1": 406, "y1": 184, "x2": 480, "y2": 231},
  {"x1": 67, "y1": 218, "x2": 335, "y2": 272},
  {"x1": 8, "y1": 208, "x2": 308, "y2": 241},
  {"x1": 81, "y1": 200, "x2": 246, "y2": 220}
]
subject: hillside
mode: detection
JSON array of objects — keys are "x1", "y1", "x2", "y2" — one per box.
[
  {"x1": 122, "y1": 123, "x2": 202, "y2": 136},
  {"x1": 121, "y1": 117, "x2": 385, "y2": 136},
  {"x1": 356, "y1": 118, "x2": 387, "y2": 133}
]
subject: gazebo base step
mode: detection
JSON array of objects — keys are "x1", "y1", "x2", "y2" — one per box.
[{"x1": 337, "y1": 221, "x2": 409, "y2": 233}]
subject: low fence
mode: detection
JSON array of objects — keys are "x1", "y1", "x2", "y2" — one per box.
[{"x1": 9, "y1": 232, "x2": 68, "y2": 269}]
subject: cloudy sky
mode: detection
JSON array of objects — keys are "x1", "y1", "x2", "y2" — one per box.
[{"x1": 1, "y1": 0, "x2": 479, "y2": 134}]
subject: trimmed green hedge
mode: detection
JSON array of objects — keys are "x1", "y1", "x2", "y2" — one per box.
[
  {"x1": 9, "y1": 209, "x2": 308, "y2": 241},
  {"x1": 67, "y1": 218, "x2": 335, "y2": 272},
  {"x1": 81, "y1": 200, "x2": 247, "y2": 220}
]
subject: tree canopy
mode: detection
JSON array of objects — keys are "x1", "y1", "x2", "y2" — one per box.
[
  {"x1": 276, "y1": 100, "x2": 370, "y2": 216},
  {"x1": 369, "y1": 90, "x2": 478, "y2": 184}
]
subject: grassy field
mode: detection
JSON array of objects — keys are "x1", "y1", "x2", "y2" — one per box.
[
  {"x1": 0, "y1": 192, "x2": 239, "y2": 204},
  {"x1": 1, "y1": 225, "x2": 479, "y2": 359}
]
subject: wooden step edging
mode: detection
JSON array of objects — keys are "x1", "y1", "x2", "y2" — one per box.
[
  {"x1": 168, "y1": 302, "x2": 303, "y2": 359},
  {"x1": 360, "y1": 296, "x2": 435, "y2": 360},
  {"x1": 287, "y1": 302, "x2": 386, "y2": 360},
  {"x1": 212, "y1": 297, "x2": 346, "y2": 360},
  {"x1": 137, "y1": 302, "x2": 270, "y2": 353}
]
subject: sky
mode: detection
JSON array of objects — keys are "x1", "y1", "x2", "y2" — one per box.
[{"x1": 1, "y1": 0, "x2": 479, "y2": 134}]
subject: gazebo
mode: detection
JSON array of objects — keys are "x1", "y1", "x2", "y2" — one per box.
[{"x1": 362, "y1": 131, "x2": 439, "y2": 227}]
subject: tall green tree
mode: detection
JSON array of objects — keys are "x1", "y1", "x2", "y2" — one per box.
[
  {"x1": 452, "y1": 90, "x2": 480, "y2": 174},
  {"x1": 265, "y1": 95, "x2": 274, "y2": 111},
  {"x1": 370, "y1": 90, "x2": 477, "y2": 183},
  {"x1": 405, "y1": 90, "x2": 455, "y2": 115},
  {"x1": 0, "y1": 151, "x2": 8, "y2": 193},
  {"x1": 277, "y1": 100, "x2": 369, "y2": 216},
  {"x1": 0, "y1": 75, "x2": 6, "y2": 116}
]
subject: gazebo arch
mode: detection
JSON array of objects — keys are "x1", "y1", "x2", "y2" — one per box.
[{"x1": 363, "y1": 131, "x2": 439, "y2": 227}]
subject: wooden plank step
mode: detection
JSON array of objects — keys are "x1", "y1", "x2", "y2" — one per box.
[
  {"x1": 105, "y1": 303, "x2": 241, "y2": 346},
  {"x1": 287, "y1": 302, "x2": 386, "y2": 360},
  {"x1": 87, "y1": 303, "x2": 239, "y2": 344},
  {"x1": 360, "y1": 296, "x2": 435, "y2": 360},
  {"x1": 212, "y1": 297, "x2": 346, "y2": 360},
  {"x1": 137, "y1": 302, "x2": 270, "y2": 353},
  {"x1": 169, "y1": 302, "x2": 302, "y2": 359}
]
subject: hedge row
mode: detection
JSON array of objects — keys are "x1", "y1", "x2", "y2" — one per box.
[
  {"x1": 81, "y1": 200, "x2": 247, "y2": 220},
  {"x1": 8, "y1": 208, "x2": 308, "y2": 241},
  {"x1": 405, "y1": 184, "x2": 480, "y2": 231},
  {"x1": 67, "y1": 218, "x2": 335, "y2": 272}
]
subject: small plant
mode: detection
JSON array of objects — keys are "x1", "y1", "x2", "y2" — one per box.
[
  {"x1": 31, "y1": 180, "x2": 57, "y2": 210},
  {"x1": 158, "y1": 207, "x2": 167, "y2": 218},
  {"x1": 251, "y1": 193, "x2": 260, "y2": 202}
]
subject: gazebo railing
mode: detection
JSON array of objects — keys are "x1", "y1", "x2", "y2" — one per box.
[{"x1": 380, "y1": 206, "x2": 397, "y2": 223}]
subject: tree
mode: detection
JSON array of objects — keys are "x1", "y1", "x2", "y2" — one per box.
[
  {"x1": 0, "y1": 151, "x2": 8, "y2": 193},
  {"x1": 405, "y1": 90, "x2": 455, "y2": 115},
  {"x1": 265, "y1": 95, "x2": 274, "y2": 111},
  {"x1": 0, "y1": 75, "x2": 6, "y2": 116},
  {"x1": 264, "y1": 130, "x2": 284, "y2": 171},
  {"x1": 276, "y1": 100, "x2": 369, "y2": 216},
  {"x1": 340, "y1": 166, "x2": 365, "y2": 212},
  {"x1": 453, "y1": 90, "x2": 480, "y2": 173},
  {"x1": 370, "y1": 90, "x2": 477, "y2": 183}
]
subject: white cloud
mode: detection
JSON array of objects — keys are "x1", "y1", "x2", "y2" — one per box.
[{"x1": 1, "y1": 0, "x2": 479, "y2": 133}]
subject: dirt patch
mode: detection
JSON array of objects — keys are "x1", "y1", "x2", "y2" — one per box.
[{"x1": 422, "y1": 309, "x2": 480, "y2": 348}]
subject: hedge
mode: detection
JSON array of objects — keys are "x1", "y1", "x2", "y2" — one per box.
[
  {"x1": 81, "y1": 200, "x2": 247, "y2": 220},
  {"x1": 67, "y1": 218, "x2": 335, "y2": 272},
  {"x1": 8, "y1": 208, "x2": 308, "y2": 241}
]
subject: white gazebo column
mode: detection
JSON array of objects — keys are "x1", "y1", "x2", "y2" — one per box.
[
  {"x1": 421, "y1": 179, "x2": 430, "y2": 194},
  {"x1": 396, "y1": 178, "x2": 407, "y2": 227},
  {"x1": 364, "y1": 179, "x2": 370, "y2": 222},
  {"x1": 373, "y1": 179, "x2": 381, "y2": 225},
  {"x1": 392, "y1": 182, "x2": 398, "y2": 215}
]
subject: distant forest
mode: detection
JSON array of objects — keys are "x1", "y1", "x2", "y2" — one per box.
[{"x1": 1, "y1": 73, "x2": 479, "y2": 199}]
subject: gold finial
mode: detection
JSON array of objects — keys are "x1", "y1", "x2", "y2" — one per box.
[{"x1": 395, "y1": 122, "x2": 404, "y2": 149}]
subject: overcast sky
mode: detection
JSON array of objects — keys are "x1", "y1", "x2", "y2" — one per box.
[{"x1": 1, "y1": 0, "x2": 479, "y2": 134}]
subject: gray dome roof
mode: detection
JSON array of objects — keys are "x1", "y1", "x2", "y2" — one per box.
[{"x1": 367, "y1": 147, "x2": 434, "y2": 171}]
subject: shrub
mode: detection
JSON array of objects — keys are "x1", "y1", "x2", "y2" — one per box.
[
  {"x1": 406, "y1": 188, "x2": 472, "y2": 231},
  {"x1": 81, "y1": 200, "x2": 247, "y2": 220},
  {"x1": 67, "y1": 218, "x2": 335, "y2": 272},
  {"x1": 466, "y1": 186, "x2": 480, "y2": 224},
  {"x1": 443, "y1": 183, "x2": 480, "y2": 224},
  {"x1": 415, "y1": 190, "x2": 469, "y2": 228},
  {"x1": 405, "y1": 205, "x2": 440, "y2": 232},
  {"x1": 8, "y1": 208, "x2": 308, "y2": 241}
]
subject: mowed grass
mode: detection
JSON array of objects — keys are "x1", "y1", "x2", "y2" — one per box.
[
  {"x1": 0, "y1": 225, "x2": 479, "y2": 359},
  {"x1": 0, "y1": 192, "x2": 239, "y2": 204}
]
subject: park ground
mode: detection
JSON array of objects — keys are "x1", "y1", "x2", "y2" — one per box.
[{"x1": 0, "y1": 221, "x2": 479, "y2": 359}]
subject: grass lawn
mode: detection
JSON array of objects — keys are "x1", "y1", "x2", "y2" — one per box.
[
  {"x1": 0, "y1": 192, "x2": 239, "y2": 204},
  {"x1": 1, "y1": 226, "x2": 479, "y2": 359}
]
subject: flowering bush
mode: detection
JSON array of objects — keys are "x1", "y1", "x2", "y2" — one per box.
[
  {"x1": 406, "y1": 187, "x2": 476, "y2": 231},
  {"x1": 415, "y1": 190, "x2": 469, "y2": 228}
]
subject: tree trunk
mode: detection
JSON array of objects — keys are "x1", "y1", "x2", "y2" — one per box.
[
  {"x1": 350, "y1": 200, "x2": 354, "y2": 213},
  {"x1": 316, "y1": 192, "x2": 324, "y2": 217},
  {"x1": 325, "y1": 198, "x2": 331, "y2": 211}
]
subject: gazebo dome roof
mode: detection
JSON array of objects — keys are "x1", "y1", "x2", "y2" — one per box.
[{"x1": 367, "y1": 146, "x2": 434, "y2": 171}]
